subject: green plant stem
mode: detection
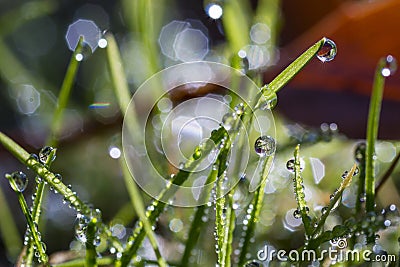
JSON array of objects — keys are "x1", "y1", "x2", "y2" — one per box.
[
  {"x1": 119, "y1": 158, "x2": 167, "y2": 267},
  {"x1": 85, "y1": 219, "x2": 98, "y2": 267},
  {"x1": 365, "y1": 58, "x2": 387, "y2": 213},
  {"x1": 224, "y1": 192, "x2": 235, "y2": 267},
  {"x1": 293, "y1": 145, "x2": 312, "y2": 237},
  {"x1": 5, "y1": 174, "x2": 48, "y2": 265}
]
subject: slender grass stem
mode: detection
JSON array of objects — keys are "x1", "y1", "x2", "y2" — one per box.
[
  {"x1": 365, "y1": 58, "x2": 387, "y2": 212},
  {"x1": 293, "y1": 145, "x2": 312, "y2": 237},
  {"x1": 309, "y1": 164, "x2": 357, "y2": 244},
  {"x1": 5, "y1": 174, "x2": 48, "y2": 265}
]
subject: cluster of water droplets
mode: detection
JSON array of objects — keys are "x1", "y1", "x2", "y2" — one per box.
[
  {"x1": 381, "y1": 55, "x2": 397, "y2": 77},
  {"x1": 74, "y1": 208, "x2": 102, "y2": 246}
]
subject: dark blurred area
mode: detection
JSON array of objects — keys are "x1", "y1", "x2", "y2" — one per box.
[{"x1": 0, "y1": 0, "x2": 399, "y2": 265}]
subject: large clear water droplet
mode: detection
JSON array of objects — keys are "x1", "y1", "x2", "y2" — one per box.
[
  {"x1": 317, "y1": 38, "x2": 337, "y2": 62},
  {"x1": 293, "y1": 208, "x2": 301, "y2": 219},
  {"x1": 39, "y1": 146, "x2": 56, "y2": 165},
  {"x1": 254, "y1": 136, "x2": 276, "y2": 157},
  {"x1": 8, "y1": 171, "x2": 28, "y2": 192},
  {"x1": 259, "y1": 85, "x2": 278, "y2": 110},
  {"x1": 381, "y1": 55, "x2": 397, "y2": 77},
  {"x1": 221, "y1": 112, "x2": 236, "y2": 131}
]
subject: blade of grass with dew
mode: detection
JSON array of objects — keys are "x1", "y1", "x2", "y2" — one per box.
[
  {"x1": 224, "y1": 192, "x2": 235, "y2": 267},
  {"x1": 365, "y1": 58, "x2": 389, "y2": 213},
  {"x1": 293, "y1": 145, "x2": 312, "y2": 237},
  {"x1": 85, "y1": 218, "x2": 98, "y2": 267},
  {"x1": 259, "y1": 37, "x2": 326, "y2": 100},
  {"x1": 0, "y1": 185, "x2": 21, "y2": 259},
  {"x1": 5, "y1": 174, "x2": 48, "y2": 265},
  {"x1": 118, "y1": 127, "x2": 228, "y2": 267},
  {"x1": 120, "y1": 158, "x2": 167, "y2": 267},
  {"x1": 238, "y1": 156, "x2": 273, "y2": 266},
  {"x1": 307, "y1": 164, "x2": 357, "y2": 249},
  {"x1": 222, "y1": 0, "x2": 251, "y2": 55},
  {"x1": 181, "y1": 164, "x2": 219, "y2": 266}
]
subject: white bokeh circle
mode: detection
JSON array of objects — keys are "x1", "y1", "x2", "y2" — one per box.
[{"x1": 122, "y1": 61, "x2": 276, "y2": 207}]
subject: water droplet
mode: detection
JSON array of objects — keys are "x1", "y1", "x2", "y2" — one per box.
[
  {"x1": 254, "y1": 136, "x2": 276, "y2": 157},
  {"x1": 98, "y1": 38, "x2": 108, "y2": 48},
  {"x1": 93, "y1": 235, "x2": 101, "y2": 246},
  {"x1": 74, "y1": 214, "x2": 89, "y2": 243},
  {"x1": 341, "y1": 171, "x2": 349, "y2": 179},
  {"x1": 293, "y1": 209, "x2": 301, "y2": 219},
  {"x1": 244, "y1": 260, "x2": 262, "y2": 266},
  {"x1": 359, "y1": 193, "x2": 366, "y2": 202},
  {"x1": 8, "y1": 171, "x2": 28, "y2": 192},
  {"x1": 381, "y1": 55, "x2": 397, "y2": 77},
  {"x1": 221, "y1": 113, "x2": 236, "y2": 131},
  {"x1": 52, "y1": 174, "x2": 62, "y2": 184},
  {"x1": 259, "y1": 85, "x2": 278, "y2": 110},
  {"x1": 317, "y1": 38, "x2": 337, "y2": 62},
  {"x1": 354, "y1": 142, "x2": 366, "y2": 164},
  {"x1": 193, "y1": 147, "x2": 202, "y2": 160},
  {"x1": 286, "y1": 158, "x2": 305, "y2": 172},
  {"x1": 321, "y1": 207, "x2": 328, "y2": 215},
  {"x1": 39, "y1": 146, "x2": 56, "y2": 165}
]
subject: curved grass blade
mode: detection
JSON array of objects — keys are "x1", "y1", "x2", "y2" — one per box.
[{"x1": 308, "y1": 164, "x2": 357, "y2": 249}]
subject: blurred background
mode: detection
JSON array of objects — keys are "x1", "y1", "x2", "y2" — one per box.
[{"x1": 0, "y1": 0, "x2": 400, "y2": 265}]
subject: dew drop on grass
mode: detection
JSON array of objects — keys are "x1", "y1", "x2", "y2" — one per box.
[
  {"x1": 52, "y1": 174, "x2": 62, "y2": 184},
  {"x1": 316, "y1": 38, "x2": 337, "y2": 62},
  {"x1": 254, "y1": 136, "x2": 276, "y2": 157},
  {"x1": 286, "y1": 158, "x2": 305, "y2": 172},
  {"x1": 39, "y1": 146, "x2": 56, "y2": 164},
  {"x1": 9, "y1": 171, "x2": 28, "y2": 192},
  {"x1": 293, "y1": 209, "x2": 301, "y2": 219},
  {"x1": 221, "y1": 112, "x2": 236, "y2": 131},
  {"x1": 381, "y1": 55, "x2": 397, "y2": 77},
  {"x1": 354, "y1": 142, "x2": 366, "y2": 164},
  {"x1": 205, "y1": 3, "x2": 223, "y2": 20},
  {"x1": 244, "y1": 260, "x2": 262, "y2": 266}
]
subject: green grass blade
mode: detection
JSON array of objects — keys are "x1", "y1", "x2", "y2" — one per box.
[
  {"x1": 105, "y1": 33, "x2": 132, "y2": 114},
  {"x1": 48, "y1": 38, "x2": 84, "y2": 146},
  {"x1": 85, "y1": 218, "x2": 98, "y2": 267},
  {"x1": 293, "y1": 145, "x2": 312, "y2": 237},
  {"x1": 224, "y1": 193, "x2": 235, "y2": 267},
  {"x1": 365, "y1": 58, "x2": 389, "y2": 212},
  {"x1": 309, "y1": 164, "x2": 357, "y2": 246},
  {"x1": 181, "y1": 167, "x2": 218, "y2": 266},
  {"x1": 119, "y1": 158, "x2": 167, "y2": 267},
  {"x1": 263, "y1": 37, "x2": 326, "y2": 96},
  {"x1": 222, "y1": 0, "x2": 250, "y2": 54},
  {"x1": 5, "y1": 174, "x2": 48, "y2": 265},
  {"x1": 53, "y1": 257, "x2": 114, "y2": 267},
  {"x1": 238, "y1": 156, "x2": 272, "y2": 266},
  {"x1": 0, "y1": 185, "x2": 21, "y2": 259}
]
